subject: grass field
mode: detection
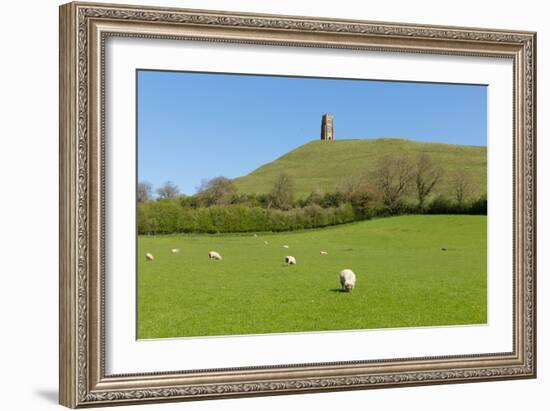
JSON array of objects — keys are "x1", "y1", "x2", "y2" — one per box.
[
  {"x1": 233, "y1": 138, "x2": 487, "y2": 199},
  {"x1": 137, "y1": 215, "x2": 486, "y2": 339}
]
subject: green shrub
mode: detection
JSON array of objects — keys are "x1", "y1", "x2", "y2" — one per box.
[
  {"x1": 426, "y1": 195, "x2": 487, "y2": 215},
  {"x1": 137, "y1": 191, "x2": 486, "y2": 235},
  {"x1": 137, "y1": 202, "x2": 359, "y2": 234},
  {"x1": 469, "y1": 196, "x2": 487, "y2": 215}
]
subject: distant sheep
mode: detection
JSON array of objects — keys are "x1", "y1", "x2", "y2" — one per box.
[
  {"x1": 285, "y1": 256, "x2": 296, "y2": 265},
  {"x1": 320, "y1": 251, "x2": 328, "y2": 255},
  {"x1": 283, "y1": 245, "x2": 289, "y2": 249},
  {"x1": 208, "y1": 251, "x2": 222, "y2": 260},
  {"x1": 145, "y1": 253, "x2": 154, "y2": 261},
  {"x1": 171, "y1": 248, "x2": 180, "y2": 253},
  {"x1": 264, "y1": 241, "x2": 269, "y2": 245},
  {"x1": 253, "y1": 233, "x2": 258, "y2": 237},
  {"x1": 339, "y1": 269, "x2": 356, "y2": 292}
]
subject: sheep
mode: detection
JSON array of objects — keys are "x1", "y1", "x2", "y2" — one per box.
[
  {"x1": 320, "y1": 251, "x2": 328, "y2": 255},
  {"x1": 145, "y1": 253, "x2": 154, "y2": 261},
  {"x1": 264, "y1": 241, "x2": 269, "y2": 245},
  {"x1": 253, "y1": 233, "x2": 258, "y2": 237},
  {"x1": 208, "y1": 251, "x2": 222, "y2": 260},
  {"x1": 285, "y1": 256, "x2": 296, "y2": 265},
  {"x1": 171, "y1": 248, "x2": 180, "y2": 253},
  {"x1": 282, "y1": 245, "x2": 289, "y2": 249},
  {"x1": 339, "y1": 269, "x2": 356, "y2": 292}
]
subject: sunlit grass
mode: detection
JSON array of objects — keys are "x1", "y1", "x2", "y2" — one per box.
[
  {"x1": 233, "y1": 138, "x2": 486, "y2": 199},
  {"x1": 137, "y1": 215, "x2": 486, "y2": 339}
]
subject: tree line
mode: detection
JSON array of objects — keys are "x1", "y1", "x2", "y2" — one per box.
[{"x1": 138, "y1": 153, "x2": 486, "y2": 234}]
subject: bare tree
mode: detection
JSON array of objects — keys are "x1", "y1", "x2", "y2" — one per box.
[
  {"x1": 196, "y1": 176, "x2": 237, "y2": 206},
  {"x1": 414, "y1": 154, "x2": 443, "y2": 209},
  {"x1": 451, "y1": 170, "x2": 472, "y2": 204},
  {"x1": 137, "y1": 181, "x2": 153, "y2": 203},
  {"x1": 304, "y1": 189, "x2": 324, "y2": 207},
  {"x1": 372, "y1": 154, "x2": 413, "y2": 213},
  {"x1": 337, "y1": 175, "x2": 363, "y2": 199},
  {"x1": 268, "y1": 172, "x2": 295, "y2": 210},
  {"x1": 337, "y1": 175, "x2": 380, "y2": 211},
  {"x1": 156, "y1": 181, "x2": 179, "y2": 199}
]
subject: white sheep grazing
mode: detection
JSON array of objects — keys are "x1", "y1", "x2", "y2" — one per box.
[
  {"x1": 145, "y1": 253, "x2": 154, "y2": 261},
  {"x1": 282, "y1": 245, "x2": 289, "y2": 249},
  {"x1": 208, "y1": 251, "x2": 222, "y2": 260},
  {"x1": 285, "y1": 256, "x2": 296, "y2": 265},
  {"x1": 171, "y1": 248, "x2": 180, "y2": 253},
  {"x1": 339, "y1": 269, "x2": 356, "y2": 292},
  {"x1": 264, "y1": 241, "x2": 269, "y2": 245},
  {"x1": 320, "y1": 251, "x2": 328, "y2": 255}
]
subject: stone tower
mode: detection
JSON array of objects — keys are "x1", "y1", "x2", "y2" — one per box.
[{"x1": 321, "y1": 113, "x2": 334, "y2": 141}]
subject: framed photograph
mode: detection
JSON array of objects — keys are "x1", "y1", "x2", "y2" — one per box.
[{"x1": 59, "y1": 1, "x2": 537, "y2": 408}]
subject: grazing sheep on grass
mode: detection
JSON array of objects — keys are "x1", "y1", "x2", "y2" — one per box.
[
  {"x1": 339, "y1": 269, "x2": 356, "y2": 292},
  {"x1": 171, "y1": 248, "x2": 180, "y2": 253},
  {"x1": 145, "y1": 253, "x2": 154, "y2": 261},
  {"x1": 208, "y1": 251, "x2": 222, "y2": 260},
  {"x1": 283, "y1": 245, "x2": 289, "y2": 249},
  {"x1": 285, "y1": 256, "x2": 296, "y2": 265},
  {"x1": 320, "y1": 251, "x2": 328, "y2": 255},
  {"x1": 264, "y1": 241, "x2": 269, "y2": 245}
]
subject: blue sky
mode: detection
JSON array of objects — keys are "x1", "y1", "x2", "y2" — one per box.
[{"x1": 137, "y1": 70, "x2": 487, "y2": 195}]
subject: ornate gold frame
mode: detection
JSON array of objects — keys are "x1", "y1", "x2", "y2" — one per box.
[{"x1": 59, "y1": 1, "x2": 536, "y2": 408}]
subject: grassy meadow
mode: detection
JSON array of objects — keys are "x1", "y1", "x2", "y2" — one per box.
[
  {"x1": 137, "y1": 215, "x2": 487, "y2": 339},
  {"x1": 233, "y1": 138, "x2": 487, "y2": 199}
]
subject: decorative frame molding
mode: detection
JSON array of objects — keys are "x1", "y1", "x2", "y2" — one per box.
[{"x1": 59, "y1": 2, "x2": 536, "y2": 408}]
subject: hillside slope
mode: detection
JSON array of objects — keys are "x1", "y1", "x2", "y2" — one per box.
[{"x1": 233, "y1": 138, "x2": 487, "y2": 200}]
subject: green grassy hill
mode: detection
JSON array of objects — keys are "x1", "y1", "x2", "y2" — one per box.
[{"x1": 233, "y1": 138, "x2": 487, "y2": 200}]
